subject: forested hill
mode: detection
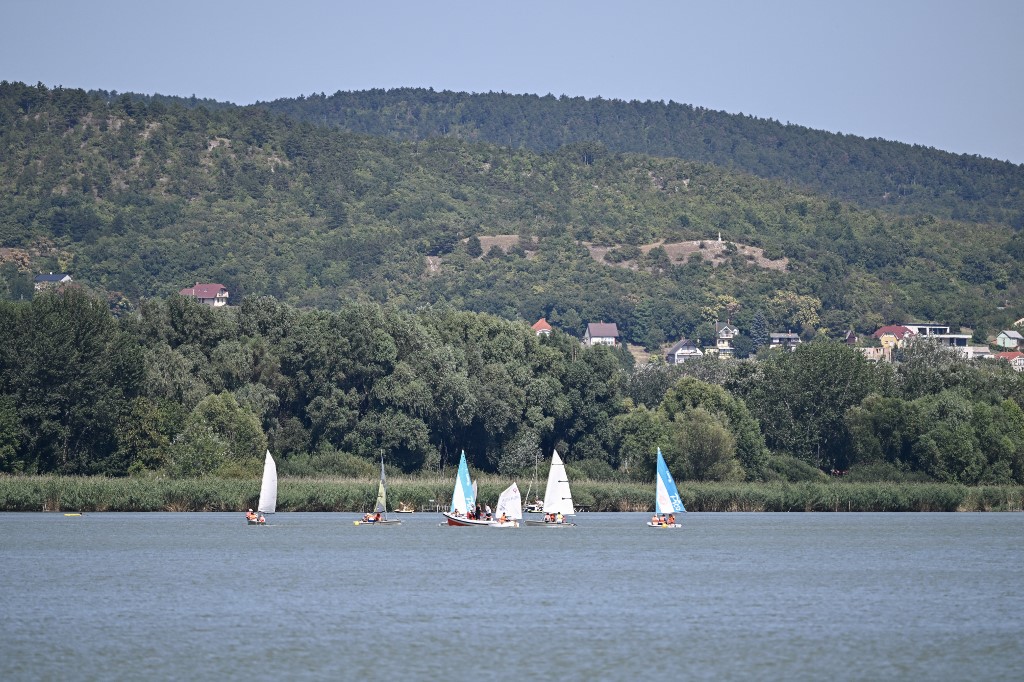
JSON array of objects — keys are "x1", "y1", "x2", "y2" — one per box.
[
  {"x1": 1, "y1": 81, "x2": 1022, "y2": 346},
  {"x1": 258, "y1": 88, "x2": 1024, "y2": 226}
]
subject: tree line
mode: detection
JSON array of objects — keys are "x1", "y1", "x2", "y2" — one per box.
[{"x1": 1, "y1": 290, "x2": 1022, "y2": 487}]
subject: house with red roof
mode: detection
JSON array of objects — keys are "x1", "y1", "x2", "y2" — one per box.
[
  {"x1": 994, "y1": 351, "x2": 1024, "y2": 372},
  {"x1": 872, "y1": 325, "x2": 915, "y2": 350},
  {"x1": 179, "y1": 283, "x2": 229, "y2": 307},
  {"x1": 531, "y1": 318, "x2": 552, "y2": 336}
]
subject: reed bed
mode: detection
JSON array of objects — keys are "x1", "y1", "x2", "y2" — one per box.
[{"x1": 0, "y1": 475, "x2": 1021, "y2": 512}]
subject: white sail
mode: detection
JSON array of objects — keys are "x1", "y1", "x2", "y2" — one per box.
[
  {"x1": 374, "y1": 457, "x2": 388, "y2": 513},
  {"x1": 541, "y1": 450, "x2": 575, "y2": 517},
  {"x1": 495, "y1": 482, "x2": 523, "y2": 520},
  {"x1": 257, "y1": 450, "x2": 277, "y2": 514}
]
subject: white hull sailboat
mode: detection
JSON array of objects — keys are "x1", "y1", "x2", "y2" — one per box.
[
  {"x1": 356, "y1": 455, "x2": 402, "y2": 526},
  {"x1": 248, "y1": 450, "x2": 277, "y2": 525},
  {"x1": 524, "y1": 450, "x2": 576, "y2": 527},
  {"x1": 647, "y1": 448, "x2": 685, "y2": 528},
  {"x1": 443, "y1": 451, "x2": 493, "y2": 526}
]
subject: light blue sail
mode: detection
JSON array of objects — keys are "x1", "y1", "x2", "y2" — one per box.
[
  {"x1": 655, "y1": 448, "x2": 686, "y2": 514},
  {"x1": 450, "y1": 451, "x2": 476, "y2": 515}
]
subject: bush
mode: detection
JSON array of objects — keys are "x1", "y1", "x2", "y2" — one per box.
[{"x1": 764, "y1": 454, "x2": 828, "y2": 482}]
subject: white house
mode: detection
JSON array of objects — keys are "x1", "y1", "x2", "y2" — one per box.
[
  {"x1": 33, "y1": 272, "x2": 73, "y2": 291},
  {"x1": 769, "y1": 332, "x2": 801, "y2": 351},
  {"x1": 665, "y1": 338, "x2": 703, "y2": 364},
  {"x1": 179, "y1": 283, "x2": 230, "y2": 307},
  {"x1": 585, "y1": 322, "x2": 619, "y2": 347},
  {"x1": 714, "y1": 322, "x2": 739, "y2": 357}
]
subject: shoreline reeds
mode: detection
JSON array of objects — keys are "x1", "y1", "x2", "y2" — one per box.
[{"x1": 1, "y1": 475, "x2": 1021, "y2": 512}]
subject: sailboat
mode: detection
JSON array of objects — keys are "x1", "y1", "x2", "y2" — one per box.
[
  {"x1": 355, "y1": 455, "x2": 402, "y2": 525},
  {"x1": 648, "y1": 448, "x2": 685, "y2": 528},
  {"x1": 443, "y1": 451, "x2": 492, "y2": 527},
  {"x1": 491, "y1": 482, "x2": 523, "y2": 528},
  {"x1": 247, "y1": 450, "x2": 276, "y2": 525},
  {"x1": 524, "y1": 449, "x2": 576, "y2": 527}
]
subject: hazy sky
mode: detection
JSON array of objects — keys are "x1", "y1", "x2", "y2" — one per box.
[{"x1": 3, "y1": 0, "x2": 1022, "y2": 163}]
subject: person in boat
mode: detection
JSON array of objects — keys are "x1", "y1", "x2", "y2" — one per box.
[
  {"x1": 651, "y1": 514, "x2": 659, "y2": 524},
  {"x1": 362, "y1": 512, "x2": 373, "y2": 522},
  {"x1": 257, "y1": 513, "x2": 265, "y2": 524},
  {"x1": 556, "y1": 511, "x2": 563, "y2": 524},
  {"x1": 499, "y1": 512, "x2": 508, "y2": 524},
  {"x1": 484, "y1": 504, "x2": 492, "y2": 520},
  {"x1": 668, "y1": 514, "x2": 676, "y2": 525},
  {"x1": 246, "y1": 509, "x2": 257, "y2": 522},
  {"x1": 374, "y1": 512, "x2": 381, "y2": 522}
]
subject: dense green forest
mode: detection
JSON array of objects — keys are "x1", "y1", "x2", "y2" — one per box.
[
  {"x1": 1, "y1": 82, "x2": 1022, "y2": 347},
  {"x1": 258, "y1": 88, "x2": 1024, "y2": 226},
  {"x1": 1, "y1": 290, "x2": 1022, "y2": 487}
]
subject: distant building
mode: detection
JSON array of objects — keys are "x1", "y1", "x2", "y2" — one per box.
[
  {"x1": 714, "y1": 322, "x2": 739, "y2": 357},
  {"x1": 531, "y1": 318, "x2": 552, "y2": 336},
  {"x1": 769, "y1": 332, "x2": 801, "y2": 352},
  {"x1": 995, "y1": 351, "x2": 1024, "y2": 372},
  {"x1": 844, "y1": 330, "x2": 858, "y2": 346},
  {"x1": 995, "y1": 330, "x2": 1023, "y2": 350},
  {"x1": 872, "y1": 325, "x2": 915, "y2": 350},
  {"x1": 665, "y1": 338, "x2": 703, "y2": 364},
  {"x1": 179, "y1": 283, "x2": 229, "y2": 307},
  {"x1": 585, "y1": 322, "x2": 619, "y2": 347},
  {"x1": 900, "y1": 322, "x2": 970, "y2": 348},
  {"x1": 33, "y1": 272, "x2": 72, "y2": 291}
]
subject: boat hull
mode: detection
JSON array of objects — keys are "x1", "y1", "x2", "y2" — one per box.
[
  {"x1": 443, "y1": 512, "x2": 494, "y2": 527},
  {"x1": 354, "y1": 518, "x2": 402, "y2": 526},
  {"x1": 246, "y1": 519, "x2": 265, "y2": 525},
  {"x1": 647, "y1": 522, "x2": 682, "y2": 528},
  {"x1": 524, "y1": 519, "x2": 576, "y2": 527}
]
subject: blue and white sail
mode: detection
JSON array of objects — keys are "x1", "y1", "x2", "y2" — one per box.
[
  {"x1": 655, "y1": 448, "x2": 685, "y2": 515},
  {"x1": 450, "y1": 451, "x2": 475, "y2": 515}
]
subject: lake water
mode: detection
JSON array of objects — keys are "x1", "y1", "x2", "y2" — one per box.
[{"x1": 1, "y1": 512, "x2": 1021, "y2": 680}]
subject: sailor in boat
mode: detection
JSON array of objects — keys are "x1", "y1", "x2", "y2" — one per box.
[
  {"x1": 257, "y1": 513, "x2": 266, "y2": 524},
  {"x1": 668, "y1": 514, "x2": 676, "y2": 525},
  {"x1": 246, "y1": 509, "x2": 257, "y2": 522},
  {"x1": 499, "y1": 512, "x2": 508, "y2": 524},
  {"x1": 555, "y1": 512, "x2": 564, "y2": 524},
  {"x1": 651, "y1": 513, "x2": 659, "y2": 524},
  {"x1": 484, "y1": 504, "x2": 492, "y2": 520},
  {"x1": 362, "y1": 512, "x2": 373, "y2": 523}
]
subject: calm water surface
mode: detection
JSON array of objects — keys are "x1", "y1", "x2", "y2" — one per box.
[{"x1": 1, "y1": 512, "x2": 1021, "y2": 680}]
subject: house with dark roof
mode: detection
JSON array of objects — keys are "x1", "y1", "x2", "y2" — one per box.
[
  {"x1": 33, "y1": 272, "x2": 72, "y2": 291},
  {"x1": 585, "y1": 322, "x2": 619, "y2": 347},
  {"x1": 769, "y1": 332, "x2": 801, "y2": 352},
  {"x1": 665, "y1": 338, "x2": 702, "y2": 364},
  {"x1": 531, "y1": 318, "x2": 552, "y2": 336},
  {"x1": 179, "y1": 283, "x2": 230, "y2": 307}
]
